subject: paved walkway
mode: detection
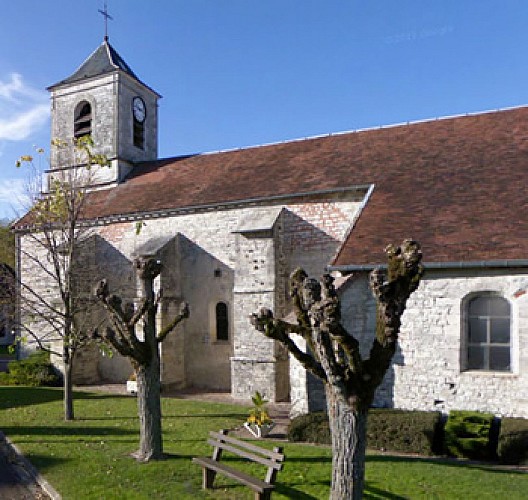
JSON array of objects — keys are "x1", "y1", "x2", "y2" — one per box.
[{"x1": 0, "y1": 433, "x2": 51, "y2": 500}]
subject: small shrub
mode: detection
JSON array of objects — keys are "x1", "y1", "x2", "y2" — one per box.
[
  {"x1": 288, "y1": 411, "x2": 331, "y2": 444},
  {"x1": 444, "y1": 410, "x2": 494, "y2": 460},
  {"x1": 498, "y1": 417, "x2": 528, "y2": 465},
  {"x1": 368, "y1": 409, "x2": 442, "y2": 456},
  {"x1": 288, "y1": 409, "x2": 442, "y2": 456},
  {"x1": 0, "y1": 350, "x2": 60, "y2": 387}
]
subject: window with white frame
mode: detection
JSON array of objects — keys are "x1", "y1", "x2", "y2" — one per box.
[{"x1": 466, "y1": 294, "x2": 511, "y2": 371}]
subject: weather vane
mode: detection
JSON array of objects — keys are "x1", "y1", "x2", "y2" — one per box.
[{"x1": 98, "y1": 1, "x2": 113, "y2": 41}]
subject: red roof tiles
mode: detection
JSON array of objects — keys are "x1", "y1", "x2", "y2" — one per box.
[{"x1": 19, "y1": 107, "x2": 528, "y2": 267}]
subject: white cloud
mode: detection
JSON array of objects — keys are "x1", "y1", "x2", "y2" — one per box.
[
  {"x1": 0, "y1": 73, "x2": 49, "y2": 141},
  {"x1": 0, "y1": 178, "x2": 29, "y2": 218},
  {"x1": 0, "y1": 104, "x2": 49, "y2": 141}
]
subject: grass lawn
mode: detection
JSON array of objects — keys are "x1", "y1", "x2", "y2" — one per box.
[{"x1": 0, "y1": 387, "x2": 526, "y2": 499}]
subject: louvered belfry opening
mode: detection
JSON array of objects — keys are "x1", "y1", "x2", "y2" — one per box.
[
  {"x1": 133, "y1": 118, "x2": 145, "y2": 149},
  {"x1": 74, "y1": 101, "x2": 92, "y2": 138}
]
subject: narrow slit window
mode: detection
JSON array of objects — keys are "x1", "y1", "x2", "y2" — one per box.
[{"x1": 216, "y1": 302, "x2": 229, "y2": 341}]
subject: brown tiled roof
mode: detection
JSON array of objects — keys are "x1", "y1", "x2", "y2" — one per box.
[{"x1": 18, "y1": 107, "x2": 528, "y2": 267}]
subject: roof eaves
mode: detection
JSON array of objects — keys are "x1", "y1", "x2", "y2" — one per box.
[{"x1": 329, "y1": 259, "x2": 528, "y2": 273}]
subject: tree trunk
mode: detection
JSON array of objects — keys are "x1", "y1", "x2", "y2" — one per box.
[
  {"x1": 134, "y1": 265, "x2": 163, "y2": 461},
  {"x1": 94, "y1": 258, "x2": 189, "y2": 462},
  {"x1": 135, "y1": 355, "x2": 163, "y2": 461},
  {"x1": 326, "y1": 386, "x2": 368, "y2": 500},
  {"x1": 63, "y1": 355, "x2": 74, "y2": 421}
]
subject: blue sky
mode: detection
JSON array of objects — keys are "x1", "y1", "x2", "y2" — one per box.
[{"x1": 1, "y1": 0, "x2": 527, "y2": 219}]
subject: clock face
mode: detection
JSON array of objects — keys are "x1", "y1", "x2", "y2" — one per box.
[{"x1": 132, "y1": 96, "x2": 146, "y2": 123}]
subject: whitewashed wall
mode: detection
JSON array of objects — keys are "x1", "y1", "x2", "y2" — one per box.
[{"x1": 340, "y1": 268, "x2": 528, "y2": 418}]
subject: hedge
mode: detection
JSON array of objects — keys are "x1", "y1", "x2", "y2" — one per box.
[
  {"x1": 498, "y1": 417, "x2": 528, "y2": 465},
  {"x1": 0, "y1": 350, "x2": 61, "y2": 387},
  {"x1": 444, "y1": 410, "x2": 495, "y2": 461},
  {"x1": 288, "y1": 409, "x2": 442, "y2": 456}
]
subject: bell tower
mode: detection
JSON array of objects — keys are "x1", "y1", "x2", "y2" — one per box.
[{"x1": 47, "y1": 38, "x2": 160, "y2": 187}]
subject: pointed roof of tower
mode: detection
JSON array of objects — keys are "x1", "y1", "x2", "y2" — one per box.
[{"x1": 47, "y1": 39, "x2": 159, "y2": 95}]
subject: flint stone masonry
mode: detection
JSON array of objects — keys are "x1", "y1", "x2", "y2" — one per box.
[
  {"x1": 20, "y1": 193, "x2": 359, "y2": 401},
  {"x1": 50, "y1": 72, "x2": 158, "y2": 186},
  {"x1": 339, "y1": 268, "x2": 528, "y2": 418},
  {"x1": 289, "y1": 335, "x2": 326, "y2": 417}
]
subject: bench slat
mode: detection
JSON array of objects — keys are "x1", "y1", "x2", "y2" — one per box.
[
  {"x1": 209, "y1": 431, "x2": 285, "y2": 461},
  {"x1": 192, "y1": 456, "x2": 274, "y2": 493},
  {"x1": 207, "y1": 438, "x2": 283, "y2": 471}
]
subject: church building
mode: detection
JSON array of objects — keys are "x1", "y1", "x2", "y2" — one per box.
[{"x1": 15, "y1": 39, "x2": 528, "y2": 418}]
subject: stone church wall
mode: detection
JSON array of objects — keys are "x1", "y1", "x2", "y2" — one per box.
[
  {"x1": 340, "y1": 268, "x2": 528, "y2": 418},
  {"x1": 280, "y1": 194, "x2": 362, "y2": 414},
  {"x1": 50, "y1": 74, "x2": 119, "y2": 184},
  {"x1": 18, "y1": 191, "x2": 362, "y2": 402},
  {"x1": 50, "y1": 73, "x2": 158, "y2": 186}
]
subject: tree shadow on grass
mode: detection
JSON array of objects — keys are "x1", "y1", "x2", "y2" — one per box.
[
  {"x1": 275, "y1": 483, "x2": 325, "y2": 499},
  {"x1": 78, "y1": 412, "x2": 247, "y2": 422},
  {"x1": 276, "y1": 476, "x2": 406, "y2": 499},
  {"x1": 280, "y1": 456, "x2": 413, "y2": 499},
  {"x1": 1, "y1": 425, "x2": 136, "y2": 439},
  {"x1": 364, "y1": 482, "x2": 407, "y2": 499},
  {"x1": 0, "y1": 387, "x2": 63, "y2": 409},
  {"x1": 17, "y1": 453, "x2": 69, "y2": 474},
  {"x1": 0, "y1": 387, "x2": 131, "y2": 410},
  {"x1": 282, "y1": 455, "x2": 332, "y2": 464},
  {"x1": 367, "y1": 454, "x2": 527, "y2": 475}
]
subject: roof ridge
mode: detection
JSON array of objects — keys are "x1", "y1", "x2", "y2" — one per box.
[
  {"x1": 104, "y1": 39, "x2": 120, "y2": 71},
  {"x1": 195, "y1": 104, "x2": 528, "y2": 158},
  {"x1": 47, "y1": 39, "x2": 145, "y2": 91}
]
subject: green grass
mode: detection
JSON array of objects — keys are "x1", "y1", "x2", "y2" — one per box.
[{"x1": 1, "y1": 387, "x2": 527, "y2": 499}]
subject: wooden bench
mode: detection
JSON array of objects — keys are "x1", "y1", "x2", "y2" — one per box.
[{"x1": 192, "y1": 429, "x2": 285, "y2": 500}]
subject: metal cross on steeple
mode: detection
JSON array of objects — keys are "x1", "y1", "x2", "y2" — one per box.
[{"x1": 98, "y1": 1, "x2": 113, "y2": 41}]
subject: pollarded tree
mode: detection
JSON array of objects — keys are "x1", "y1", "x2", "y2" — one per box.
[
  {"x1": 94, "y1": 256, "x2": 189, "y2": 462},
  {"x1": 15, "y1": 138, "x2": 109, "y2": 421},
  {"x1": 251, "y1": 239, "x2": 423, "y2": 499}
]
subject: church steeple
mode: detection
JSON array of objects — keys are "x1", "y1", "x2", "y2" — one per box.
[
  {"x1": 47, "y1": 39, "x2": 143, "y2": 92},
  {"x1": 47, "y1": 39, "x2": 160, "y2": 187}
]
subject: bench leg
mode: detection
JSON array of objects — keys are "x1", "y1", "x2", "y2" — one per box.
[
  {"x1": 202, "y1": 468, "x2": 216, "y2": 489},
  {"x1": 256, "y1": 492, "x2": 271, "y2": 500}
]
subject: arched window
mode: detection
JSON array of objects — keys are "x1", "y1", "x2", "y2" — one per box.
[
  {"x1": 466, "y1": 294, "x2": 511, "y2": 371},
  {"x1": 215, "y1": 302, "x2": 229, "y2": 341},
  {"x1": 74, "y1": 101, "x2": 92, "y2": 138}
]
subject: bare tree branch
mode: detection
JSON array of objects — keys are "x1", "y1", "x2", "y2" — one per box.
[
  {"x1": 156, "y1": 301, "x2": 189, "y2": 343},
  {"x1": 251, "y1": 308, "x2": 327, "y2": 381}
]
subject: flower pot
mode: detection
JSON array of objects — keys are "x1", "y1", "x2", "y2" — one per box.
[
  {"x1": 244, "y1": 422, "x2": 274, "y2": 438},
  {"x1": 126, "y1": 380, "x2": 137, "y2": 394}
]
